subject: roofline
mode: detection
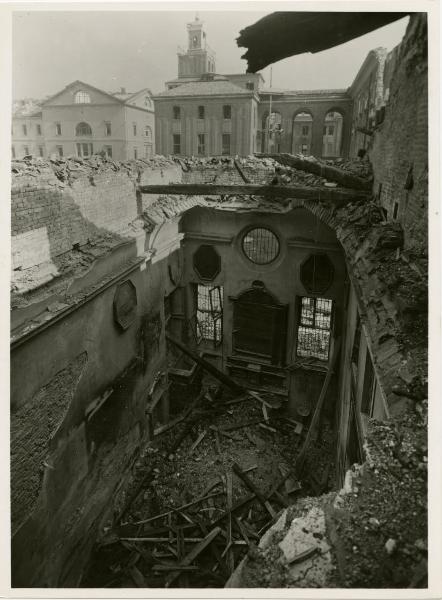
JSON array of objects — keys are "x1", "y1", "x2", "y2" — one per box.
[
  {"x1": 153, "y1": 90, "x2": 259, "y2": 100},
  {"x1": 42, "y1": 80, "x2": 126, "y2": 106},
  {"x1": 348, "y1": 48, "x2": 388, "y2": 95},
  {"x1": 123, "y1": 88, "x2": 154, "y2": 103}
]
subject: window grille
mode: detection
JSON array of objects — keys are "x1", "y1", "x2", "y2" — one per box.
[
  {"x1": 297, "y1": 297, "x2": 333, "y2": 361},
  {"x1": 173, "y1": 106, "x2": 181, "y2": 120},
  {"x1": 198, "y1": 106, "x2": 205, "y2": 119},
  {"x1": 144, "y1": 126, "x2": 152, "y2": 140},
  {"x1": 75, "y1": 90, "x2": 91, "y2": 104},
  {"x1": 242, "y1": 227, "x2": 280, "y2": 265},
  {"x1": 75, "y1": 122, "x2": 92, "y2": 136},
  {"x1": 105, "y1": 122, "x2": 112, "y2": 136},
  {"x1": 195, "y1": 285, "x2": 223, "y2": 345},
  {"x1": 55, "y1": 123, "x2": 62, "y2": 136}
]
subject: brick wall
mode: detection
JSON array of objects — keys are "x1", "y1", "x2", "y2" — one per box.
[
  {"x1": 370, "y1": 14, "x2": 428, "y2": 255},
  {"x1": 11, "y1": 158, "x2": 180, "y2": 274}
]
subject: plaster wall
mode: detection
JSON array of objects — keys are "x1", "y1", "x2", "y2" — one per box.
[
  {"x1": 155, "y1": 95, "x2": 257, "y2": 156},
  {"x1": 180, "y1": 206, "x2": 347, "y2": 419}
]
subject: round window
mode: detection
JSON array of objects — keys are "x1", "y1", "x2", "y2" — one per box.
[{"x1": 242, "y1": 227, "x2": 280, "y2": 265}]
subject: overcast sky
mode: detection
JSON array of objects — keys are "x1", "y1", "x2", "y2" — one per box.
[{"x1": 12, "y1": 10, "x2": 409, "y2": 100}]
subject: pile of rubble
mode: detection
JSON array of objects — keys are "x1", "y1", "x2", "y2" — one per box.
[
  {"x1": 329, "y1": 400, "x2": 428, "y2": 587},
  {"x1": 11, "y1": 154, "x2": 176, "y2": 186},
  {"x1": 81, "y1": 380, "x2": 340, "y2": 588}
]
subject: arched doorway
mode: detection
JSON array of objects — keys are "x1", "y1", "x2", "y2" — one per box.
[
  {"x1": 231, "y1": 281, "x2": 288, "y2": 365},
  {"x1": 261, "y1": 112, "x2": 283, "y2": 153},
  {"x1": 322, "y1": 111, "x2": 344, "y2": 158},
  {"x1": 292, "y1": 111, "x2": 313, "y2": 155}
]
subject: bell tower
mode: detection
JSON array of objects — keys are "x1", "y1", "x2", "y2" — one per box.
[{"x1": 177, "y1": 16, "x2": 216, "y2": 78}]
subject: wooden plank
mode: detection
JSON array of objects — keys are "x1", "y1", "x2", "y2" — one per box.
[
  {"x1": 166, "y1": 334, "x2": 244, "y2": 393},
  {"x1": 232, "y1": 462, "x2": 277, "y2": 518},
  {"x1": 165, "y1": 527, "x2": 222, "y2": 587},
  {"x1": 152, "y1": 565, "x2": 199, "y2": 572},
  {"x1": 233, "y1": 516, "x2": 251, "y2": 547},
  {"x1": 234, "y1": 158, "x2": 250, "y2": 183},
  {"x1": 258, "y1": 152, "x2": 373, "y2": 191},
  {"x1": 120, "y1": 537, "x2": 205, "y2": 543},
  {"x1": 294, "y1": 338, "x2": 341, "y2": 475},
  {"x1": 189, "y1": 430, "x2": 207, "y2": 453},
  {"x1": 131, "y1": 491, "x2": 223, "y2": 526},
  {"x1": 259, "y1": 423, "x2": 277, "y2": 434},
  {"x1": 138, "y1": 183, "x2": 370, "y2": 203}
]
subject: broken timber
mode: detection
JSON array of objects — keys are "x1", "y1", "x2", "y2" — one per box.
[
  {"x1": 294, "y1": 337, "x2": 342, "y2": 476},
  {"x1": 258, "y1": 152, "x2": 372, "y2": 191},
  {"x1": 166, "y1": 334, "x2": 244, "y2": 393},
  {"x1": 138, "y1": 183, "x2": 370, "y2": 204}
]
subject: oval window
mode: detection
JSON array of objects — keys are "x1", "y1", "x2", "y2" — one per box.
[{"x1": 242, "y1": 227, "x2": 280, "y2": 265}]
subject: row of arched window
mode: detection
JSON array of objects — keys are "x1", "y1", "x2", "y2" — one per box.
[{"x1": 261, "y1": 110, "x2": 344, "y2": 157}]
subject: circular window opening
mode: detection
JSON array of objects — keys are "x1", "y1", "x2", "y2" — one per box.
[{"x1": 242, "y1": 227, "x2": 280, "y2": 265}]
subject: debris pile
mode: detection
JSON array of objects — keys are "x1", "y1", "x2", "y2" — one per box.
[
  {"x1": 328, "y1": 400, "x2": 428, "y2": 587},
  {"x1": 11, "y1": 154, "x2": 176, "y2": 186},
  {"x1": 80, "y1": 380, "x2": 338, "y2": 588}
]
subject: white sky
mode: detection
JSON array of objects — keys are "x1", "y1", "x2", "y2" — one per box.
[{"x1": 12, "y1": 10, "x2": 409, "y2": 100}]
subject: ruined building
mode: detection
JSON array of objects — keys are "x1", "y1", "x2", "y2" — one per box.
[{"x1": 10, "y1": 13, "x2": 428, "y2": 588}]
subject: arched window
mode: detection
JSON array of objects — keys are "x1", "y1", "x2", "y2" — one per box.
[
  {"x1": 75, "y1": 90, "x2": 91, "y2": 104},
  {"x1": 144, "y1": 125, "x2": 152, "y2": 140},
  {"x1": 75, "y1": 122, "x2": 92, "y2": 136},
  {"x1": 292, "y1": 112, "x2": 313, "y2": 155},
  {"x1": 322, "y1": 111, "x2": 344, "y2": 157}
]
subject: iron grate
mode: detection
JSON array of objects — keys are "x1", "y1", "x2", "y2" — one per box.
[
  {"x1": 242, "y1": 227, "x2": 280, "y2": 265},
  {"x1": 297, "y1": 297, "x2": 333, "y2": 361}
]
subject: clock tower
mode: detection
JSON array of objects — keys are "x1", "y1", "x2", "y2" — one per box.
[{"x1": 178, "y1": 16, "x2": 216, "y2": 78}]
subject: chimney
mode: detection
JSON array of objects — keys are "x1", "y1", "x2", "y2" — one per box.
[{"x1": 120, "y1": 87, "x2": 126, "y2": 94}]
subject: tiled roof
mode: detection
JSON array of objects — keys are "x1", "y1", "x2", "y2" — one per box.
[{"x1": 155, "y1": 80, "x2": 252, "y2": 98}]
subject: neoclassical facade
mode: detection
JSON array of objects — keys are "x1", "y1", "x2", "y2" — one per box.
[
  {"x1": 12, "y1": 81, "x2": 155, "y2": 161},
  {"x1": 154, "y1": 18, "x2": 356, "y2": 158}
]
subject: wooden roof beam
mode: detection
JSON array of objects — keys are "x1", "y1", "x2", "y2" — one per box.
[{"x1": 138, "y1": 183, "x2": 370, "y2": 205}]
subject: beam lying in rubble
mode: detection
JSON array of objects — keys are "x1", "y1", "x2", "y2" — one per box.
[
  {"x1": 138, "y1": 183, "x2": 370, "y2": 204},
  {"x1": 258, "y1": 152, "x2": 373, "y2": 191}
]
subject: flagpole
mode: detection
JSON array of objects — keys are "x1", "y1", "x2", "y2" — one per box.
[{"x1": 267, "y1": 67, "x2": 273, "y2": 153}]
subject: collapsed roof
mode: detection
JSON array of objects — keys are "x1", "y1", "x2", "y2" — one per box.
[{"x1": 237, "y1": 12, "x2": 411, "y2": 73}]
